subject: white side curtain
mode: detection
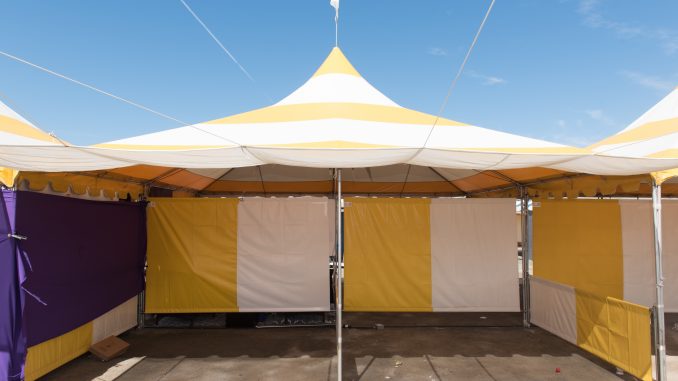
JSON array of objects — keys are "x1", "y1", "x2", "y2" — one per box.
[
  {"x1": 530, "y1": 276, "x2": 577, "y2": 344},
  {"x1": 91, "y1": 296, "x2": 138, "y2": 343},
  {"x1": 430, "y1": 198, "x2": 520, "y2": 312},
  {"x1": 237, "y1": 197, "x2": 333, "y2": 312},
  {"x1": 619, "y1": 200, "x2": 678, "y2": 312},
  {"x1": 664, "y1": 202, "x2": 678, "y2": 312},
  {"x1": 619, "y1": 200, "x2": 656, "y2": 308}
]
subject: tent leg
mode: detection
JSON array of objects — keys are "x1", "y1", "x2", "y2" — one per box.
[
  {"x1": 336, "y1": 168, "x2": 343, "y2": 381},
  {"x1": 520, "y1": 188, "x2": 531, "y2": 328},
  {"x1": 137, "y1": 290, "x2": 145, "y2": 329},
  {"x1": 652, "y1": 181, "x2": 667, "y2": 381}
]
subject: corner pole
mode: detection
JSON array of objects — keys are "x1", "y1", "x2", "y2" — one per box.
[
  {"x1": 652, "y1": 180, "x2": 667, "y2": 381},
  {"x1": 520, "y1": 187, "x2": 531, "y2": 328},
  {"x1": 138, "y1": 184, "x2": 151, "y2": 329},
  {"x1": 335, "y1": 168, "x2": 343, "y2": 380}
]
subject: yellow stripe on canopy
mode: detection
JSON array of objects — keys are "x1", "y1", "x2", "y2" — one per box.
[
  {"x1": 206, "y1": 103, "x2": 466, "y2": 126},
  {"x1": 648, "y1": 149, "x2": 678, "y2": 159},
  {"x1": 0, "y1": 115, "x2": 57, "y2": 143},
  {"x1": 311, "y1": 47, "x2": 360, "y2": 77},
  {"x1": 589, "y1": 117, "x2": 678, "y2": 149}
]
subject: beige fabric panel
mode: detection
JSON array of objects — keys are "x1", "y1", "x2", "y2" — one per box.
[
  {"x1": 430, "y1": 198, "x2": 520, "y2": 312},
  {"x1": 91, "y1": 296, "x2": 138, "y2": 343},
  {"x1": 237, "y1": 197, "x2": 333, "y2": 312},
  {"x1": 620, "y1": 200, "x2": 678, "y2": 312},
  {"x1": 530, "y1": 276, "x2": 577, "y2": 344}
]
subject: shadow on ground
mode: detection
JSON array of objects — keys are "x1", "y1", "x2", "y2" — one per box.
[{"x1": 40, "y1": 312, "x2": 655, "y2": 381}]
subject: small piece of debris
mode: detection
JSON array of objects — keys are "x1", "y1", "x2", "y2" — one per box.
[
  {"x1": 394, "y1": 360, "x2": 403, "y2": 367},
  {"x1": 479, "y1": 316, "x2": 488, "y2": 319}
]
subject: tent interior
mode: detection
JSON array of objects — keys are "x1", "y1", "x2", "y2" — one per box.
[{"x1": 2, "y1": 48, "x2": 678, "y2": 381}]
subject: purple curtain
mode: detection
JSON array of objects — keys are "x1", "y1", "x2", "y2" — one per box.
[
  {"x1": 17, "y1": 191, "x2": 147, "y2": 346},
  {"x1": 0, "y1": 191, "x2": 26, "y2": 381}
]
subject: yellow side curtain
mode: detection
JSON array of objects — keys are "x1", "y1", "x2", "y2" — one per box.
[
  {"x1": 24, "y1": 322, "x2": 93, "y2": 381},
  {"x1": 145, "y1": 198, "x2": 239, "y2": 312},
  {"x1": 575, "y1": 290, "x2": 651, "y2": 381},
  {"x1": 533, "y1": 200, "x2": 623, "y2": 299},
  {"x1": 344, "y1": 198, "x2": 432, "y2": 311}
]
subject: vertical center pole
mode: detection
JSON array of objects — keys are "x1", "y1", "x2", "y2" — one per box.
[
  {"x1": 336, "y1": 168, "x2": 343, "y2": 380},
  {"x1": 652, "y1": 180, "x2": 667, "y2": 381},
  {"x1": 520, "y1": 187, "x2": 531, "y2": 328}
]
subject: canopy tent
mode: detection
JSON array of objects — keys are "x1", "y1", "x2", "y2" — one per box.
[
  {"x1": 6, "y1": 51, "x2": 678, "y2": 199},
  {"x1": 82, "y1": 48, "x2": 586, "y2": 171},
  {"x1": 0, "y1": 49, "x2": 600, "y2": 197},
  {"x1": 1, "y1": 47, "x2": 678, "y2": 381}
]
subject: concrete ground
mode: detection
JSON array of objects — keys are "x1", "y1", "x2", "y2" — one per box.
[
  {"x1": 665, "y1": 313, "x2": 678, "y2": 380},
  {"x1": 39, "y1": 312, "x2": 649, "y2": 381}
]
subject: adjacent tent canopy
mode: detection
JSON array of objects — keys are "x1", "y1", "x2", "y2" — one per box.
[
  {"x1": 554, "y1": 86, "x2": 678, "y2": 175},
  {"x1": 593, "y1": 87, "x2": 678, "y2": 158},
  {"x1": 0, "y1": 100, "x2": 130, "y2": 172}
]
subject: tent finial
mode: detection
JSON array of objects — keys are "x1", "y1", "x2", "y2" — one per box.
[{"x1": 330, "y1": 0, "x2": 340, "y2": 47}]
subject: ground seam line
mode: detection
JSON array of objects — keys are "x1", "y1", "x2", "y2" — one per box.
[
  {"x1": 474, "y1": 357, "x2": 498, "y2": 381},
  {"x1": 424, "y1": 354, "x2": 443, "y2": 381},
  {"x1": 157, "y1": 356, "x2": 186, "y2": 381}
]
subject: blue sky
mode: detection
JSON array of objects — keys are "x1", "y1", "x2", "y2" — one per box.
[{"x1": 0, "y1": 0, "x2": 677, "y2": 147}]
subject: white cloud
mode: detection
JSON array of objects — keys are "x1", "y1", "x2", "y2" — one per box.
[
  {"x1": 427, "y1": 47, "x2": 448, "y2": 57},
  {"x1": 585, "y1": 109, "x2": 615, "y2": 126},
  {"x1": 548, "y1": 118, "x2": 606, "y2": 147},
  {"x1": 619, "y1": 70, "x2": 674, "y2": 91},
  {"x1": 468, "y1": 71, "x2": 507, "y2": 86},
  {"x1": 553, "y1": 134, "x2": 596, "y2": 147},
  {"x1": 578, "y1": 0, "x2": 678, "y2": 55}
]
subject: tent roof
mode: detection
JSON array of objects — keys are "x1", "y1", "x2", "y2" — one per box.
[
  {"x1": 553, "y1": 86, "x2": 678, "y2": 175},
  {"x1": 591, "y1": 86, "x2": 678, "y2": 157},
  {"x1": 86, "y1": 48, "x2": 586, "y2": 170},
  {"x1": 4, "y1": 50, "x2": 678, "y2": 198},
  {"x1": 0, "y1": 100, "x2": 131, "y2": 172}
]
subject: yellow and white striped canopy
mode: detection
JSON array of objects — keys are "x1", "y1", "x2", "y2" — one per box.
[
  {"x1": 554, "y1": 86, "x2": 678, "y2": 175},
  {"x1": 88, "y1": 48, "x2": 586, "y2": 170},
  {"x1": 8, "y1": 49, "x2": 678, "y2": 197},
  {"x1": 0, "y1": 100, "x2": 129, "y2": 171}
]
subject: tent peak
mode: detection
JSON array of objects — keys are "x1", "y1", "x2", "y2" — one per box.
[{"x1": 312, "y1": 48, "x2": 360, "y2": 78}]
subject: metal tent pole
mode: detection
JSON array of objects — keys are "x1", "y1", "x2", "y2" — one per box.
[
  {"x1": 652, "y1": 180, "x2": 667, "y2": 381},
  {"x1": 336, "y1": 168, "x2": 343, "y2": 380},
  {"x1": 520, "y1": 187, "x2": 531, "y2": 328}
]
